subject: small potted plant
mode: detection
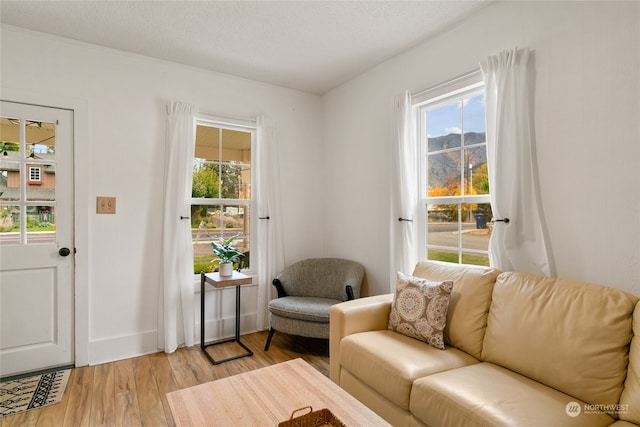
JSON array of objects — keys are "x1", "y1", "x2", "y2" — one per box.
[{"x1": 211, "y1": 234, "x2": 244, "y2": 276}]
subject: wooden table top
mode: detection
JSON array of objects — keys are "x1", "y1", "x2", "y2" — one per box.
[
  {"x1": 166, "y1": 358, "x2": 391, "y2": 426},
  {"x1": 202, "y1": 271, "x2": 252, "y2": 288}
]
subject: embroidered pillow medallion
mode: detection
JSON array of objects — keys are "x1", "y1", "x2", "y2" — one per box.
[{"x1": 388, "y1": 272, "x2": 453, "y2": 350}]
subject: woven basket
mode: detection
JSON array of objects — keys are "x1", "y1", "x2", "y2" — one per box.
[{"x1": 278, "y1": 406, "x2": 346, "y2": 427}]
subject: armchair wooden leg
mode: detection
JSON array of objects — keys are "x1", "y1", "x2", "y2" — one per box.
[{"x1": 264, "y1": 327, "x2": 276, "y2": 351}]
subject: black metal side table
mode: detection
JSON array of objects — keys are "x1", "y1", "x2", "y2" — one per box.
[{"x1": 200, "y1": 271, "x2": 253, "y2": 364}]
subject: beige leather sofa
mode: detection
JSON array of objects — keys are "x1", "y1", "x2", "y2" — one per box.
[{"x1": 330, "y1": 261, "x2": 640, "y2": 427}]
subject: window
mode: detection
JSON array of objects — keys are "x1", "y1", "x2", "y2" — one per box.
[
  {"x1": 28, "y1": 166, "x2": 41, "y2": 183},
  {"x1": 191, "y1": 118, "x2": 255, "y2": 274},
  {"x1": 416, "y1": 73, "x2": 491, "y2": 266}
]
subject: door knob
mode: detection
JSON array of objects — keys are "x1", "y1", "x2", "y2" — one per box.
[{"x1": 59, "y1": 247, "x2": 71, "y2": 257}]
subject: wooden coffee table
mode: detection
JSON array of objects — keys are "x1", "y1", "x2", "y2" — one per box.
[{"x1": 167, "y1": 358, "x2": 391, "y2": 426}]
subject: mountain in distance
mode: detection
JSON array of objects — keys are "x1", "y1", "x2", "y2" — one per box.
[
  {"x1": 428, "y1": 132, "x2": 487, "y2": 189},
  {"x1": 428, "y1": 132, "x2": 486, "y2": 152}
]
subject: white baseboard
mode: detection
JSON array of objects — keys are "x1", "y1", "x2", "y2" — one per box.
[
  {"x1": 88, "y1": 330, "x2": 158, "y2": 365},
  {"x1": 87, "y1": 313, "x2": 259, "y2": 365}
]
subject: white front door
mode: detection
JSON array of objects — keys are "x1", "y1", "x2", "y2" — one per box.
[{"x1": 0, "y1": 101, "x2": 74, "y2": 377}]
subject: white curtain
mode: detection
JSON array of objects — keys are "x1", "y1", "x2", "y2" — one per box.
[
  {"x1": 481, "y1": 48, "x2": 552, "y2": 276},
  {"x1": 255, "y1": 116, "x2": 285, "y2": 330},
  {"x1": 391, "y1": 91, "x2": 419, "y2": 281},
  {"x1": 158, "y1": 101, "x2": 198, "y2": 352}
]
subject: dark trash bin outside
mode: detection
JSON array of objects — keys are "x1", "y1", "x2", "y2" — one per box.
[{"x1": 475, "y1": 214, "x2": 487, "y2": 229}]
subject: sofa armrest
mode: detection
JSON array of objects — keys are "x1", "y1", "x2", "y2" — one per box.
[{"x1": 329, "y1": 294, "x2": 393, "y2": 383}]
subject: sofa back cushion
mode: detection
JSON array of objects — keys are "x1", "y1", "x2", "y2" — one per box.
[
  {"x1": 619, "y1": 301, "x2": 640, "y2": 424},
  {"x1": 482, "y1": 272, "x2": 638, "y2": 407},
  {"x1": 412, "y1": 261, "x2": 500, "y2": 359}
]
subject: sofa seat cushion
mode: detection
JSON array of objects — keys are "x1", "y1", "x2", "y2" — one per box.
[
  {"x1": 268, "y1": 296, "x2": 340, "y2": 322},
  {"x1": 410, "y1": 363, "x2": 615, "y2": 427},
  {"x1": 340, "y1": 330, "x2": 478, "y2": 410}
]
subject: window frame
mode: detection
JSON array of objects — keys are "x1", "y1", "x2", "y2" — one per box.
[
  {"x1": 413, "y1": 71, "x2": 491, "y2": 265},
  {"x1": 192, "y1": 114, "x2": 257, "y2": 275}
]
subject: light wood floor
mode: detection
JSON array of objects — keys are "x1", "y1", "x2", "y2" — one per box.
[{"x1": 0, "y1": 331, "x2": 329, "y2": 427}]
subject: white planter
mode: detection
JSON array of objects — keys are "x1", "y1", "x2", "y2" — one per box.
[{"x1": 219, "y1": 262, "x2": 233, "y2": 277}]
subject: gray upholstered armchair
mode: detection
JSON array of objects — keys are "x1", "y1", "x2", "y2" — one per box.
[{"x1": 264, "y1": 258, "x2": 365, "y2": 351}]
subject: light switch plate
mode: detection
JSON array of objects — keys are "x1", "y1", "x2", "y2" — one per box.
[{"x1": 96, "y1": 197, "x2": 116, "y2": 214}]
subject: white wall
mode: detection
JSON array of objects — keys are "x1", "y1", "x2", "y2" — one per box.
[
  {"x1": 3, "y1": 0, "x2": 639, "y2": 365},
  {"x1": 1, "y1": 26, "x2": 325, "y2": 364},
  {"x1": 322, "y1": 1, "x2": 640, "y2": 297}
]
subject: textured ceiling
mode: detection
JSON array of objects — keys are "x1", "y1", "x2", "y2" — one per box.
[{"x1": 0, "y1": 1, "x2": 490, "y2": 94}]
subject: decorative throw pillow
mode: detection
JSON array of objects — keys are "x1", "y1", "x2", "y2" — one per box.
[{"x1": 388, "y1": 272, "x2": 453, "y2": 350}]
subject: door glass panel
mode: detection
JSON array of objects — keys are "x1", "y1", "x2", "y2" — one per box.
[
  {"x1": 25, "y1": 120, "x2": 56, "y2": 158},
  {"x1": 0, "y1": 206, "x2": 19, "y2": 245},
  {"x1": 26, "y1": 205, "x2": 55, "y2": 244},
  {"x1": 26, "y1": 165, "x2": 56, "y2": 202},
  {"x1": 0, "y1": 167, "x2": 20, "y2": 201},
  {"x1": 1, "y1": 117, "x2": 22, "y2": 203},
  {"x1": 0, "y1": 117, "x2": 21, "y2": 155}
]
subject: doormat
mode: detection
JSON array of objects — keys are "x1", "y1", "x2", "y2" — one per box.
[{"x1": 0, "y1": 369, "x2": 71, "y2": 417}]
